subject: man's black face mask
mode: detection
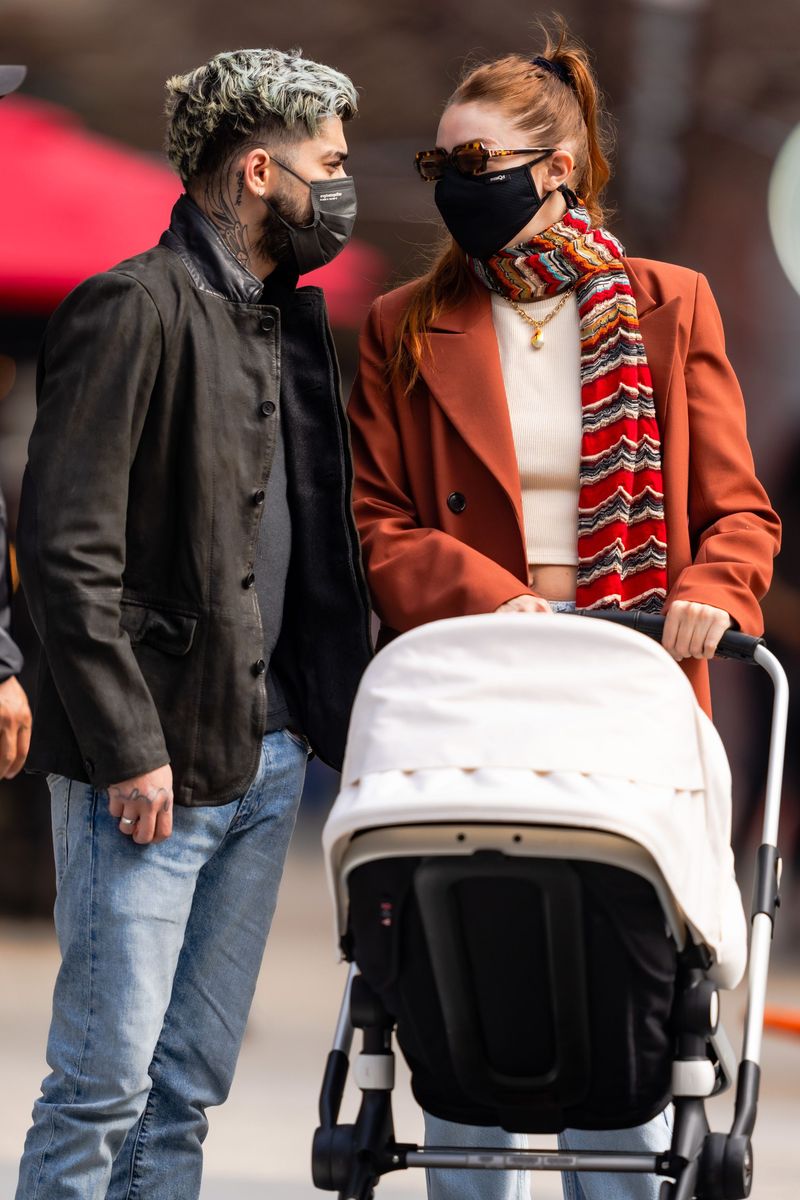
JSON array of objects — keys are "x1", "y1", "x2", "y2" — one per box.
[{"x1": 261, "y1": 157, "x2": 357, "y2": 274}]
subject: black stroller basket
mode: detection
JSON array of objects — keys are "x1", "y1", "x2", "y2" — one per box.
[
  {"x1": 347, "y1": 853, "x2": 679, "y2": 1134},
  {"x1": 312, "y1": 613, "x2": 787, "y2": 1200}
]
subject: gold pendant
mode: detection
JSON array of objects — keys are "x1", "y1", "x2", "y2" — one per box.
[{"x1": 530, "y1": 327, "x2": 544, "y2": 349}]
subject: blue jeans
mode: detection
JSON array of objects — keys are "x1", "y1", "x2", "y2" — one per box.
[
  {"x1": 424, "y1": 1110, "x2": 673, "y2": 1199},
  {"x1": 16, "y1": 728, "x2": 308, "y2": 1200}
]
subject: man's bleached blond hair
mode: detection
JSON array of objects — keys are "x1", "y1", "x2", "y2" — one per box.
[{"x1": 164, "y1": 48, "x2": 358, "y2": 184}]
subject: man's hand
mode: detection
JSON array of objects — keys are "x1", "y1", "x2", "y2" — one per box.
[
  {"x1": 107, "y1": 764, "x2": 174, "y2": 844},
  {"x1": 496, "y1": 595, "x2": 552, "y2": 614},
  {"x1": 662, "y1": 601, "x2": 732, "y2": 661},
  {"x1": 0, "y1": 675, "x2": 32, "y2": 778}
]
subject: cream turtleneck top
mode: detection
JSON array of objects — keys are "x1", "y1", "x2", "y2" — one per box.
[{"x1": 490, "y1": 290, "x2": 582, "y2": 567}]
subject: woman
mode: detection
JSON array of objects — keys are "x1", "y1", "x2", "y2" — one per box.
[{"x1": 347, "y1": 23, "x2": 780, "y2": 1200}]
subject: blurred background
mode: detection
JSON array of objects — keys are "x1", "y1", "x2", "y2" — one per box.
[{"x1": 1, "y1": 0, "x2": 799, "y2": 1195}]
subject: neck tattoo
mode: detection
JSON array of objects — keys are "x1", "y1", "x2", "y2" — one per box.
[{"x1": 200, "y1": 144, "x2": 263, "y2": 269}]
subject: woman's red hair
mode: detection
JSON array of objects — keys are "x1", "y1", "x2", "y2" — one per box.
[{"x1": 390, "y1": 19, "x2": 614, "y2": 391}]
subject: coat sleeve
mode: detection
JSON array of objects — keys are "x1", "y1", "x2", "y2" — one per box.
[
  {"x1": 348, "y1": 296, "x2": 534, "y2": 633},
  {"x1": 665, "y1": 272, "x2": 781, "y2": 634},
  {"x1": 16, "y1": 271, "x2": 169, "y2": 785}
]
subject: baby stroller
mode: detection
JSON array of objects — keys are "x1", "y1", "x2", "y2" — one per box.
[{"x1": 312, "y1": 611, "x2": 787, "y2": 1200}]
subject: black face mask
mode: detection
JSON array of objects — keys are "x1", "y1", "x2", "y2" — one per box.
[
  {"x1": 434, "y1": 159, "x2": 574, "y2": 260},
  {"x1": 263, "y1": 157, "x2": 357, "y2": 274}
]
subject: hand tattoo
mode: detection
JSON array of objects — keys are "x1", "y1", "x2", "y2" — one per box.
[{"x1": 110, "y1": 784, "x2": 171, "y2": 808}]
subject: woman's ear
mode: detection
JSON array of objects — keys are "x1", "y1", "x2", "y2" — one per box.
[{"x1": 544, "y1": 149, "x2": 575, "y2": 191}]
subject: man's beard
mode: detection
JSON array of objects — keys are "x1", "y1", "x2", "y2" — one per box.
[{"x1": 256, "y1": 179, "x2": 312, "y2": 267}]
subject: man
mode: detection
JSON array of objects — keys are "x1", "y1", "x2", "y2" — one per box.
[
  {"x1": 0, "y1": 65, "x2": 33, "y2": 779},
  {"x1": 16, "y1": 48, "x2": 371, "y2": 1199}
]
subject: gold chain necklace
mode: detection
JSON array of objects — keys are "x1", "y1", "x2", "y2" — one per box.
[{"x1": 504, "y1": 286, "x2": 576, "y2": 350}]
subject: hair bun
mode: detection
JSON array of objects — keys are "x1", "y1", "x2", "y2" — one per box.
[{"x1": 531, "y1": 55, "x2": 572, "y2": 88}]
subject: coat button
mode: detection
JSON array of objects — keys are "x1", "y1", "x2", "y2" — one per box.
[
  {"x1": 447, "y1": 491, "x2": 467, "y2": 514},
  {"x1": 253, "y1": 489, "x2": 266, "y2": 505},
  {"x1": 252, "y1": 658, "x2": 266, "y2": 676},
  {"x1": 83, "y1": 757, "x2": 94, "y2": 775},
  {"x1": 260, "y1": 400, "x2": 276, "y2": 417},
  {"x1": 242, "y1": 571, "x2": 256, "y2": 588},
  {"x1": 260, "y1": 315, "x2": 275, "y2": 332}
]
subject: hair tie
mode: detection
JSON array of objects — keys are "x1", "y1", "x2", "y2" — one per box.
[{"x1": 531, "y1": 55, "x2": 572, "y2": 88}]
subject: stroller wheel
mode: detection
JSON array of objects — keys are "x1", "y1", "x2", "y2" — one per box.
[
  {"x1": 723, "y1": 1136, "x2": 753, "y2": 1199},
  {"x1": 312, "y1": 1123, "x2": 356, "y2": 1192},
  {"x1": 697, "y1": 1133, "x2": 753, "y2": 1199}
]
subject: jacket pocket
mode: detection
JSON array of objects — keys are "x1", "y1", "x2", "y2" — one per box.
[{"x1": 120, "y1": 599, "x2": 198, "y2": 656}]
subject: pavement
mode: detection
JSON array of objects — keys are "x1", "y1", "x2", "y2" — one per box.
[{"x1": 1, "y1": 818, "x2": 798, "y2": 1200}]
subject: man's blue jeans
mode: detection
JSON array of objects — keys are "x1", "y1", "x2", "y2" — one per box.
[
  {"x1": 16, "y1": 728, "x2": 308, "y2": 1200},
  {"x1": 424, "y1": 1108, "x2": 673, "y2": 1200}
]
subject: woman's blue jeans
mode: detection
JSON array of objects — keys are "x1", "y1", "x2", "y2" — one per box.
[
  {"x1": 424, "y1": 597, "x2": 672, "y2": 1198},
  {"x1": 424, "y1": 1109, "x2": 673, "y2": 1199},
  {"x1": 15, "y1": 728, "x2": 308, "y2": 1200}
]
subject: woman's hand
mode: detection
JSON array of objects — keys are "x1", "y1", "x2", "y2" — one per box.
[
  {"x1": 662, "y1": 600, "x2": 732, "y2": 661},
  {"x1": 495, "y1": 595, "x2": 552, "y2": 614}
]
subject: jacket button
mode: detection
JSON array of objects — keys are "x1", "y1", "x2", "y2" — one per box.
[
  {"x1": 83, "y1": 757, "x2": 94, "y2": 775},
  {"x1": 260, "y1": 315, "x2": 275, "y2": 332},
  {"x1": 447, "y1": 491, "x2": 467, "y2": 514},
  {"x1": 260, "y1": 400, "x2": 276, "y2": 417},
  {"x1": 252, "y1": 658, "x2": 266, "y2": 676},
  {"x1": 253, "y1": 489, "x2": 266, "y2": 505},
  {"x1": 242, "y1": 571, "x2": 256, "y2": 588}
]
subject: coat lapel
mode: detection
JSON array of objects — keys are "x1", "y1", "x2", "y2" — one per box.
[
  {"x1": 416, "y1": 265, "x2": 681, "y2": 523},
  {"x1": 417, "y1": 283, "x2": 524, "y2": 527},
  {"x1": 625, "y1": 262, "x2": 681, "y2": 430}
]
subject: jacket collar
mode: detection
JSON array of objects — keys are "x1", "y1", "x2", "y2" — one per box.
[
  {"x1": 423, "y1": 257, "x2": 679, "y2": 408},
  {"x1": 160, "y1": 193, "x2": 301, "y2": 305},
  {"x1": 427, "y1": 256, "x2": 660, "y2": 334}
]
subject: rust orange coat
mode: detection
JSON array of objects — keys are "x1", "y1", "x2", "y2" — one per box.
[{"x1": 347, "y1": 258, "x2": 781, "y2": 714}]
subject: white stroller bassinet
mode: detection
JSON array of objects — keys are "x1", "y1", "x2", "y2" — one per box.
[
  {"x1": 325, "y1": 613, "x2": 747, "y2": 988},
  {"x1": 313, "y1": 613, "x2": 787, "y2": 1200}
]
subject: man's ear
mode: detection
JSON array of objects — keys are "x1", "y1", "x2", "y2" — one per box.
[{"x1": 242, "y1": 147, "x2": 271, "y2": 199}]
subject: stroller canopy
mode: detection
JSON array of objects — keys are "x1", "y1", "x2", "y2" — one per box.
[{"x1": 324, "y1": 614, "x2": 746, "y2": 987}]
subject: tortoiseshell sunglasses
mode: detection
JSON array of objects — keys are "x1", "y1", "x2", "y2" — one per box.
[{"x1": 414, "y1": 140, "x2": 556, "y2": 182}]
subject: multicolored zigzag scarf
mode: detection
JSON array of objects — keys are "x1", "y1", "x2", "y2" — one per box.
[{"x1": 468, "y1": 202, "x2": 668, "y2": 612}]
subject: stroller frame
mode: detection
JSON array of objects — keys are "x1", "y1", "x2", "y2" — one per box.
[{"x1": 312, "y1": 613, "x2": 787, "y2": 1200}]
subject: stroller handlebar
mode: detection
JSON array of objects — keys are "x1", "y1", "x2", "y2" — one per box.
[{"x1": 581, "y1": 610, "x2": 764, "y2": 663}]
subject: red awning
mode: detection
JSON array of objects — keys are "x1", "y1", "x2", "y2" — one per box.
[{"x1": 0, "y1": 97, "x2": 386, "y2": 326}]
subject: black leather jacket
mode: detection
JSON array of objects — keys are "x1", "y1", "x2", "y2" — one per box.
[{"x1": 17, "y1": 195, "x2": 372, "y2": 806}]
